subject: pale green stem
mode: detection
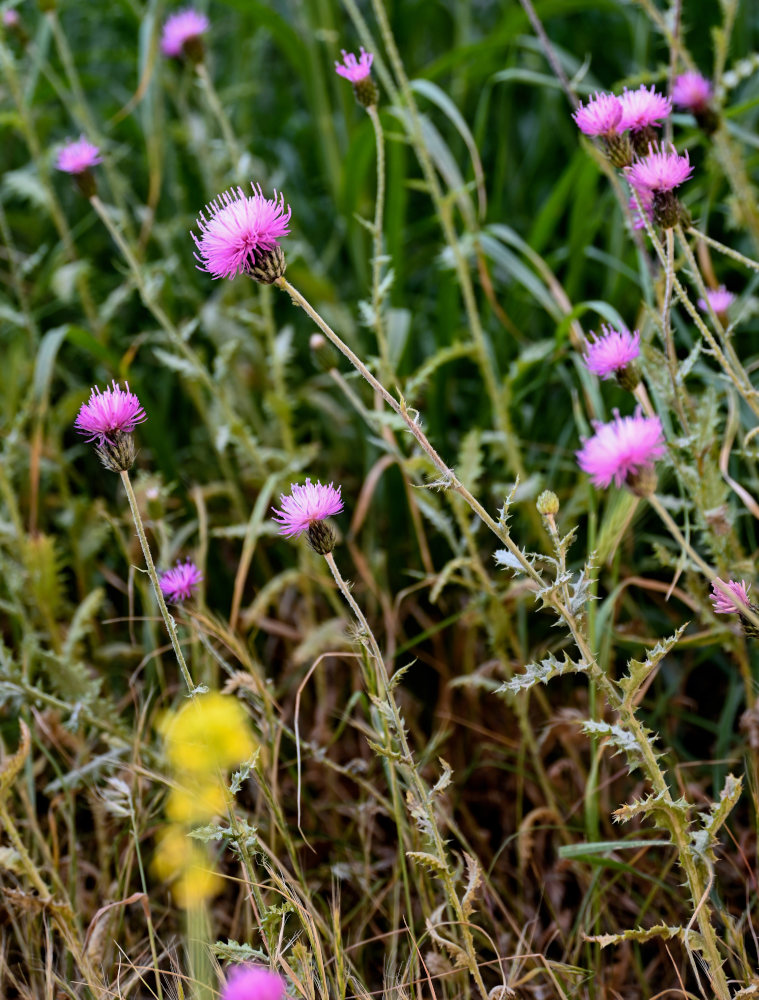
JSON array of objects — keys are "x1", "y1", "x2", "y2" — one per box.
[
  {"x1": 187, "y1": 903, "x2": 213, "y2": 1000},
  {"x1": 46, "y1": 10, "x2": 135, "y2": 241},
  {"x1": 120, "y1": 470, "x2": 196, "y2": 694},
  {"x1": 0, "y1": 39, "x2": 101, "y2": 335},
  {"x1": 324, "y1": 551, "x2": 490, "y2": 1000},
  {"x1": 687, "y1": 225, "x2": 759, "y2": 274},
  {"x1": 648, "y1": 492, "x2": 759, "y2": 631},
  {"x1": 633, "y1": 192, "x2": 759, "y2": 418},
  {"x1": 195, "y1": 61, "x2": 243, "y2": 172},
  {"x1": 129, "y1": 807, "x2": 164, "y2": 1000},
  {"x1": 366, "y1": 103, "x2": 390, "y2": 380},
  {"x1": 369, "y1": 0, "x2": 525, "y2": 482}
]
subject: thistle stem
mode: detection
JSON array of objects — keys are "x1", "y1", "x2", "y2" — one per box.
[{"x1": 119, "y1": 470, "x2": 196, "y2": 694}]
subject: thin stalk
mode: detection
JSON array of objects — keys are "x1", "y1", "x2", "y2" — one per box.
[
  {"x1": 686, "y1": 225, "x2": 759, "y2": 274},
  {"x1": 366, "y1": 103, "x2": 390, "y2": 380},
  {"x1": 119, "y1": 469, "x2": 196, "y2": 694},
  {"x1": 324, "y1": 551, "x2": 490, "y2": 999},
  {"x1": 662, "y1": 228, "x2": 689, "y2": 430},
  {"x1": 129, "y1": 808, "x2": 164, "y2": 1000},
  {"x1": 195, "y1": 61, "x2": 242, "y2": 171}
]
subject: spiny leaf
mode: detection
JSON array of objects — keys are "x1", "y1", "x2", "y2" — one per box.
[
  {"x1": 585, "y1": 923, "x2": 706, "y2": 950},
  {"x1": 461, "y1": 852, "x2": 482, "y2": 918},
  {"x1": 0, "y1": 721, "x2": 30, "y2": 801},
  {"x1": 619, "y1": 624, "x2": 688, "y2": 707},
  {"x1": 406, "y1": 851, "x2": 448, "y2": 877},
  {"x1": 431, "y1": 758, "x2": 453, "y2": 795},
  {"x1": 498, "y1": 652, "x2": 588, "y2": 695}
]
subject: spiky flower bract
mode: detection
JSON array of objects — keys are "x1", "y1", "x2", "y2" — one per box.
[
  {"x1": 710, "y1": 579, "x2": 752, "y2": 615},
  {"x1": 626, "y1": 144, "x2": 693, "y2": 193},
  {"x1": 74, "y1": 381, "x2": 146, "y2": 444},
  {"x1": 159, "y1": 559, "x2": 203, "y2": 602},
  {"x1": 222, "y1": 965, "x2": 286, "y2": 1000},
  {"x1": 192, "y1": 184, "x2": 291, "y2": 281},
  {"x1": 583, "y1": 325, "x2": 640, "y2": 380},
  {"x1": 576, "y1": 408, "x2": 666, "y2": 490},
  {"x1": 272, "y1": 479, "x2": 343, "y2": 539},
  {"x1": 673, "y1": 71, "x2": 713, "y2": 113},
  {"x1": 618, "y1": 85, "x2": 671, "y2": 132},
  {"x1": 698, "y1": 286, "x2": 735, "y2": 313},
  {"x1": 334, "y1": 47, "x2": 373, "y2": 83},
  {"x1": 161, "y1": 8, "x2": 209, "y2": 58},
  {"x1": 56, "y1": 136, "x2": 101, "y2": 175}
]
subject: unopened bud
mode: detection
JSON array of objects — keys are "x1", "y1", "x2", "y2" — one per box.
[{"x1": 536, "y1": 490, "x2": 559, "y2": 516}]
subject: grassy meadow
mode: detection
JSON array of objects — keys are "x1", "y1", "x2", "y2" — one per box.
[{"x1": 2, "y1": 0, "x2": 759, "y2": 997}]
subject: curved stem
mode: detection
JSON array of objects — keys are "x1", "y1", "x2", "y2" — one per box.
[
  {"x1": 195, "y1": 62, "x2": 242, "y2": 172},
  {"x1": 120, "y1": 470, "x2": 195, "y2": 694},
  {"x1": 687, "y1": 226, "x2": 759, "y2": 274}
]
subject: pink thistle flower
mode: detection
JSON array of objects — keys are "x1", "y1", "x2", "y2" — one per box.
[
  {"x1": 626, "y1": 143, "x2": 692, "y2": 193},
  {"x1": 272, "y1": 479, "x2": 343, "y2": 538},
  {"x1": 192, "y1": 184, "x2": 291, "y2": 281},
  {"x1": 222, "y1": 966, "x2": 286, "y2": 1000},
  {"x1": 334, "y1": 47, "x2": 373, "y2": 83},
  {"x1": 161, "y1": 8, "x2": 209, "y2": 58},
  {"x1": 74, "y1": 381, "x2": 146, "y2": 444},
  {"x1": 697, "y1": 285, "x2": 735, "y2": 313},
  {"x1": 3, "y1": 9, "x2": 20, "y2": 26},
  {"x1": 710, "y1": 578, "x2": 751, "y2": 615},
  {"x1": 576, "y1": 408, "x2": 666, "y2": 490},
  {"x1": 583, "y1": 325, "x2": 640, "y2": 380},
  {"x1": 628, "y1": 186, "x2": 654, "y2": 229},
  {"x1": 159, "y1": 559, "x2": 203, "y2": 602},
  {"x1": 618, "y1": 85, "x2": 672, "y2": 132},
  {"x1": 56, "y1": 136, "x2": 101, "y2": 175},
  {"x1": 571, "y1": 92, "x2": 623, "y2": 136},
  {"x1": 672, "y1": 71, "x2": 713, "y2": 113}
]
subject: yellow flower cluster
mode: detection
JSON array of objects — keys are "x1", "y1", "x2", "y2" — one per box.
[{"x1": 152, "y1": 692, "x2": 256, "y2": 907}]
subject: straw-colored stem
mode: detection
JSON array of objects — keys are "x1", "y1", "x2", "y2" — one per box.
[
  {"x1": 687, "y1": 226, "x2": 759, "y2": 274},
  {"x1": 120, "y1": 470, "x2": 195, "y2": 694},
  {"x1": 366, "y1": 103, "x2": 390, "y2": 380}
]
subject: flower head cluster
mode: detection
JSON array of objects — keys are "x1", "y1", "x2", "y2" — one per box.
[
  {"x1": 74, "y1": 381, "x2": 146, "y2": 444},
  {"x1": 335, "y1": 47, "x2": 373, "y2": 83},
  {"x1": 222, "y1": 966, "x2": 286, "y2": 1000},
  {"x1": 192, "y1": 184, "x2": 291, "y2": 282},
  {"x1": 583, "y1": 325, "x2": 640, "y2": 381},
  {"x1": 672, "y1": 71, "x2": 713, "y2": 113},
  {"x1": 618, "y1": 85, "x2": 672, "y2": 132},
  {"x1": 56, "y1": 136, "x2": 101, "y2": 175},
  {"x1": 626, "y1": 143, "x2": 692, "y2": 193},
  {"x1": 576, "y1": 408, "x2": 665, "y2": 491},
  {"x1": 159, "y1": 559, "x2": 203, "y2": 602},
  {"x1": 272, "y1": 479, "x2": 343, "y2": 554},
  {"x1": 161, "y1": 8, "x2": 209, "y2": 58},
  {"x1": 698, "y1": 285, "x2": 734, "y2": 314},
  {"x1": 710, "y1": 578, "x2": 751, "y2": 615}
]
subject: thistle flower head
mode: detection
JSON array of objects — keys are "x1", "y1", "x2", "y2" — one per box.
[
  {"x1": 618, "y1": 85, "x2": 672, "y2": 132},
  {"x1": 222, "y1": 965, "x2": 286, "y2": 1000},
  {"x1": 576, "y1": 408, "x2": 666, "y2": 490},
  {"x1": 583, "y1": 325, "x2": 640, "y2": 380},
  {"x1": 697, "y1": 285, "x2": 735, "y2": 313},
  {"x1": 161, "y1": 8, "x2": 209, "y2": 58},
  {"x1": 159, "y1": 559, "x2": 203, "y2": 602},
  {"x1": 334, "y1": 47, "x2": 373, "y2": 83},
  {"x1": 3, "y1": 9, "x2": 20, "y2": 26},
  {"x1": 74, "y1": 381, "x2": 146, "y2": 444},
  {"x1": 56, "y1": 136, "x2": 101, "y2": 175},
  {"x1": 192, "y1": 184, "x2": 291, "y2": 281},
  {"x1": 710, "y1": 578, "x2": 751, "y2": 615},
  {"x1": 572, "y1": 92, "x2": 623, "y2": 136},
  {"x1": 672, "y1": 71, "x2": 713, "y2": 113},
  {"x1": 626, "y1": 143, "x2": 693, "y2": 193},
  {"x1": 272, "y1": 479, "x2": 343, "y2": 540}
]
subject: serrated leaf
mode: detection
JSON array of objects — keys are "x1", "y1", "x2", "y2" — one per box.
[
  {"x1": 498, "y1": 652, "x2": 588, "y2": 695},
  {"x1": 493, "y1": 548, "x2": 527, "y2": 574},
  {"x1": 406, "y1": 851, "x2": 448, "y2": 876},
  {"x1": 212, "y1": 940, "x2": 268, "y2": 964},
  {"x1": 431, "y1": 758, "x2": 453, "y2": 795},
  {"x1": 619, "y1": 624, "x2": 688, "y2": 707},
  {"x1": 0, "y1": 721, "x2": 30, "y2": 801},
  {"x1": 0, "y1": 847, "x2": 24, "y2": 873},
  {"x1": 152, "y1": 347, "x2": 203, "y2": 380},
  {"x1": 582, "y1": 720, "x2": 639, "y2": 757},
  {"x1": 700, "y1": 773, "x2": 742, "y2": 841},
  {"x1": 461, "y1": 852, "x2": 482, "y2": 918},
  {"x1": 585, "y1": 923, "x2": 705, "y2": 950}
]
